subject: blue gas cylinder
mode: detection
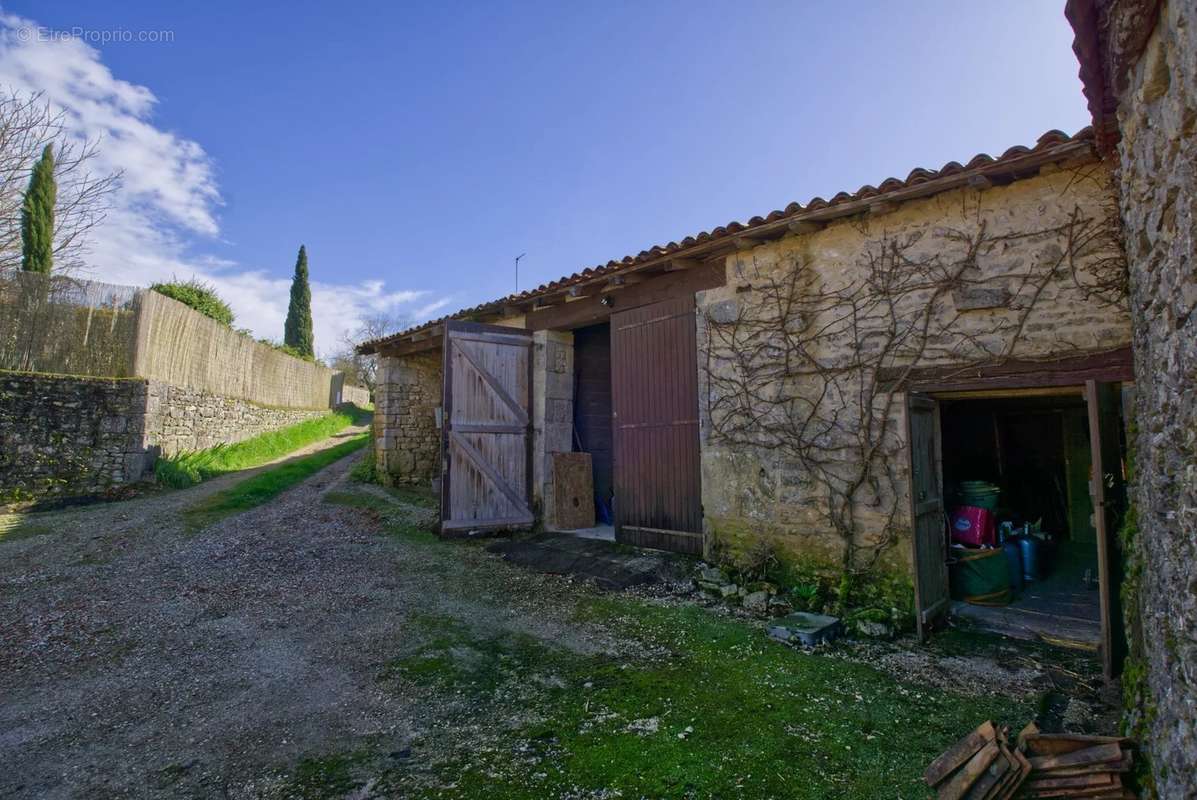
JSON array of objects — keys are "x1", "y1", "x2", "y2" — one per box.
[{"x1": 1003, "y1": 540, "x2": 1024, "y2": 594}]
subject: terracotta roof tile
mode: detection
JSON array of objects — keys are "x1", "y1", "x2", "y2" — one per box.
[{"x1": 359, "y1": 126, "x2": 1097, "y2": 354}]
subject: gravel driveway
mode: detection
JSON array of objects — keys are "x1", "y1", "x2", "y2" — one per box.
[{"x1": 0, "y1": 430, "x2": 626, "y2": 799}]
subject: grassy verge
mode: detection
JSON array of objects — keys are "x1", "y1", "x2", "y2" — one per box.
[
  {"x1": 0, "y1": 514, "x2": 54, "y2": 544},
  {"x1": 155, "y1": 405, "x2": 370, "y2": 488},
  {"x1": 275, "y1": 487, "x2": 1036, "y2": 799},
  {"x1": 373, "y1": 604, "x2": 1031, "y2": 799},
  {"x1": 182, "y1": 433, "x2": 368, "y2": 529}
]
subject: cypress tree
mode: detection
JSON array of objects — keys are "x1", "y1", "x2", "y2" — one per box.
[
  {"x1": 283, "y1": 244, "x2": 314, "y2": 357},
  {"x1": 21, "y1": 144, "x2": 56, "y2": 273}
]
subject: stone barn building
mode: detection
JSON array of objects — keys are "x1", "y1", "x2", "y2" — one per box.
[
  {"x1": 1067, "y1": 0, "x2": 1196, "y2": 793},
  {"x1": 361, "y1": 127, "x2": 1134, "y2": 674}
]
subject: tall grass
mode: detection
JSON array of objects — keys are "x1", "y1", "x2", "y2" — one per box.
[
  {"x1": 183, "y1": 434, "x2": 369, "y2": 529},
  {"x1": 155, "y1": 405, "x2": 369, "y2": 488}
]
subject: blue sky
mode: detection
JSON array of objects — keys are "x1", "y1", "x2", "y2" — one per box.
[{"x1": 0, "y1": 2, "x2": 1089, "y2": 354}]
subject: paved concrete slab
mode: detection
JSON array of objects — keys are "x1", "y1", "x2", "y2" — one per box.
[{"x1": 486, "y1": 532, "x2": 680, "y2": 590}]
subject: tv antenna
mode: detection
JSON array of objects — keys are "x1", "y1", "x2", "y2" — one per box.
[{"x1": 515, "y1": 252, "x2": 526, "y2": 293}]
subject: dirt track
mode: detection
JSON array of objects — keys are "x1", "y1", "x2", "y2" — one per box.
[{"x1": 0, "y1": 432, "x2": 626, "y2": 799}]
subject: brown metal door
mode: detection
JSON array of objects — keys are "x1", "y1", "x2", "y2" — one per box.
[
  {"x1": 611, "y1": 296, "x2": 703, "y2": 554},
  {"x1": 1086, "y1": 380, "x2": 1127, "y2": 679},
  {"x1": 907, "y1": 392, "x2": 949, "y2": 640},
  {"x1": 441, "y1": 321, "x2": 534, "y2": 533}
]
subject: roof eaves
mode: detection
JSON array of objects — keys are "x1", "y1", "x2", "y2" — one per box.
[{"x1": 358, "y1": 127, "x2": 1097, "y2": 355}]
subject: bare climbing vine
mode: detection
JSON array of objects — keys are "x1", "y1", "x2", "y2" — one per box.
[{"x1": 702, "y1": 184, "x2": 1127, "y2": 579}]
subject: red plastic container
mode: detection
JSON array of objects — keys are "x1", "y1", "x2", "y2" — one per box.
[{"x1": 950, "y1": 505, "x2": 996, "y2": 547}]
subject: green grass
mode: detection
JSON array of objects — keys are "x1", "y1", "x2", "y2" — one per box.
[
  {"x1": 155, "y1": 405, "x2": 370, "y2": 488},
  {"x1": 182, "y1": 433, "x2": 368, "y2": 529},
  {"x1": 273, "y1": 483, "x2": 1036, "y2": 798},
  {"x1": 0, "y1": 515, "x2": 53, "y2": 544},
  {"x1": 366, "y1": 600, "x2": 1032, "y2": 799},
  {"x1": 259, "y1": 488, "x2": 1042, "y2": 799}
]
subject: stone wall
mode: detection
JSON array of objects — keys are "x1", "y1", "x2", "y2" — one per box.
[
  {"x1": 696, "y1": 164, "x2": 1131, "y2": 573},
  {"x1": 0, "y1": 371, "x2": 339, "y2": 502},
  {"x1": 146, "y1": 383, "x2": 326, "y2": 456},
  {"x1": 374, "y1": 351, "x2": 442, "y2": 487},
  {"x1": 1109, "y1": 0, "x2": 1197, "y2": 792},
  {"x1": 0, "y1": 371, "x2": 153, "y2": 501}
]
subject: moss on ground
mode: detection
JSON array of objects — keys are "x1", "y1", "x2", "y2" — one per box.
[
  {"x1": 277, "y1": 485, "x2": 1037, "y2": 798},
  {"x1": 294, "y1": 596, "x2": 1034, "y2": 798}
]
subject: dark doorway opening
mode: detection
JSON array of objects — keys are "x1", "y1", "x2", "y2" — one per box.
[
  {"x1": 939, "y1": 392, "x2": 1104, "y2": 649},
  {"x1": 572, "y1": 322, "x2": 613, "y2": 526}
]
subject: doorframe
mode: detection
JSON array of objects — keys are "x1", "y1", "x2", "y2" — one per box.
[{"x1": 907, "y1": 380, "x2": 1130, "y2": 677}]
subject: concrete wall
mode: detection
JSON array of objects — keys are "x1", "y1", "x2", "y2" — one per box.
[
  {"x1": 1109, "y1": 0, "x2": 1197, "y2": 791},
  {"x1": 696, "y1": 164, "x2": 1131, "y2": 572},
  {"x1": 374, "y1": 351, "x2": 442, "y2": 487},
  {"x1": 340, "y1": 382, "x2": 371, "y2": 408}
]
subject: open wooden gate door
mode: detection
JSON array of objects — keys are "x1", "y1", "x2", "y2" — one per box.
[
  {"x1": 610, "y1": 296, "x2": 703, "y2": 554},
  {"x1": 907, "y1": 393, "x2": 949, "y2": 640},
  {"x1": 1086, "y1": 380, "x2": 1127, "y2": 680},
  {"x1": 440, "y1": 321, "x2": 534, "y2": 533}
]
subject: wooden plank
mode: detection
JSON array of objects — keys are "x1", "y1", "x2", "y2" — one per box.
[
  {"x1": 881, "y1": 347, "x2": 1134, "y2": 393},
  {"x1": 1086, "y1": 379, "x2": 1128, "y2": 681},
  {"x1": 611, "y1": 295, "x2": 704, "y2": 554},
  {"x1": 1017, "y1": 722, "x2": 1042, "y2": 751},
  {"x1": 450, "y1": 430, "x2": 529, "y2": 516},
  {"x1": 1023, "y1": 734, "x2": 1133, "y2": 757},
  {"x1": 451, "y1": 423, "x2": 527, "y2": 434},
  {"x1": 925, "y1": 721, "x2": 997, "y2": 786},
  {"x1": 989, "y1": 746, "x2": 1031, "y2": 800},
  {"x1": 440, "y1": 320, "x2": 533, "y2": 534},
  {"x1": 453, "y1": 339, "x2": 530, "y2": 425},
  {"x1": 378, "y1": 335, "x2": 443, "y2": 358},
  {"x1": 1025, "y1": 772, "x2": 1119, "y2": 791},
  {"x1": 526, "y1": 263, "x2": 724, "y2": 331},
  {"x1": 441, "y1": 515, "x2": 533, "y2": 531},
  {"x1": 551, "y1": 452, "x2": 595, "y2": 530},
  {"x1": 908, "y1": 392, "x2": 948, "y2": 641},
  {"x1": 962, "y1": 746, "x2": 1011, "y2": 800},
  {"x1": 448, "y1": 329, "x2": 536, "y2": 347},
  {"x1": 1039, "y1": 752, "x2": 1132, "y2": 777},
  {"x1": 938, "y1": 741, "x2": 1001, "y2": 800},
  {"x1": 1027, "y1": 743, "x2": 1123, "y2": 772},
  {"x1": 619, "y1": 526, "x2": 703, "y2": 554}
]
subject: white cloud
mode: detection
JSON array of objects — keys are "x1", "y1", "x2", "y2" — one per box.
[{"x1": 0, "y1": 14, "x2": 443, "y2": 356}]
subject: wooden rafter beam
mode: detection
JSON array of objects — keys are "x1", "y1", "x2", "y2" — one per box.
[
  {"x1": 665, "y1": 257, "x2": 704, "y2": 271},
  {"x1": 787, "y1": 220, "x2": 823, "y2": 235}
]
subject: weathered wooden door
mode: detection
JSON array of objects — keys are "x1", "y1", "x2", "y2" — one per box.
[
  {"x1": 1086, "y1": 380, "x2": 1127, "y2": 679},
  {"x1": 610, "y1": 296, "x2": 703, "y2": 554},
  {"x1": 907, "y1": 392, "x2": 948, "y2": 640},
  {"x1": 440, "y1": 321, "x2": 534, "y2": 533}
]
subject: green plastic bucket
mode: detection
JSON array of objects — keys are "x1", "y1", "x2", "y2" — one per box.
[
  {"x1": 949, "y1": 547, "x2": 1011, "y2": 605},
  {"x1": 958, "y1": 481, "x2": 1001, "y2": 511}
]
